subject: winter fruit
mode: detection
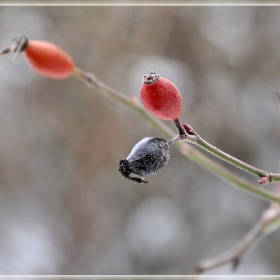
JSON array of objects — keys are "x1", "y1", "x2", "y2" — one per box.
[
  {"x1": 118, "y1": 137, "x2": 170, "y2": 184},
  {"x1": 1, "y1": 36, "x2": 74, "y2": 79},
  {"x1": 23, "y1": 39, "x2": 74, "y2": 79},
  {"x1": 140, "y1": 71, "x2": 183, "y2": 120}
]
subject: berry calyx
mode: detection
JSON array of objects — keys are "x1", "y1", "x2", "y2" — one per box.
[
  {"x1": 140, "y1": 71, "x2": 183, "y2": 120},
  {"x1": 1, "y1": 36, "x2": 74, "y2": 79},
  {"x1": 142, "y1": 71, "x2": 159, "y2": 84}
]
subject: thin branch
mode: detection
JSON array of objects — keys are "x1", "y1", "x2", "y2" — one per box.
[
  {"x1": 72, "y1": 67, "x2": 280, "y2": 204},
  {"x1": 195, "y1": 125, "x2": 280, "y2": 275},
  {"x1": 185, "y1": 128, "x2": 280, "y2": 185},
  {"x1": 179, "y1": 142, "x2": 280, "y2": 204},
  {"x1": 195, "y1": 223, "x2": 262, "y2": 274},
  {"x1": 195, "y1": 208, "x2": 280, "y2": 274},
  {"x1": 169, "y1": 118, "x2": 280, "y2": 185}
]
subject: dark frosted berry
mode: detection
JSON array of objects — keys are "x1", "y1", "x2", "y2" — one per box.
[{"x1": 118, "y1": 137, "x2": 170, "y2": 184}]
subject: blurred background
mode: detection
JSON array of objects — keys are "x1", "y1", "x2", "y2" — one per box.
[{"x1": 0, "y1": 5, "x2": 279, "y2": 276}]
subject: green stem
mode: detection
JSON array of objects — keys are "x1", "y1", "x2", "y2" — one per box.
[
  {"x1": 170, "y1": 118, "x2": 280, "y2": 184},
  {"x1": 187, "y1": 132, "x2": 280, "y2": 183},
  {"x1": 72, "y1": 67, "x2": 280, "y2": 204},
  {"x1": 180, "y1": 142, "x2": 280, "y2": 203}
]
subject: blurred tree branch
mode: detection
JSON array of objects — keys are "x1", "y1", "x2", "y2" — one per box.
[
  {"x1": 195, "y1": 204, "x2": 280, "y2": 274},
  {"x1": 193, "y1": 92, "x2": 280, "y2": 274}
]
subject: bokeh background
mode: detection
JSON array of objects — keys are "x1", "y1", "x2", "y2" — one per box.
[{"x1": 0, "y1": 5, "x2": 279, "y2": 276}]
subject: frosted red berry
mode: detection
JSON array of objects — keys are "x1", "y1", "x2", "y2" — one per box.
[{"x1": 140, "y1": 71, "x2": 183, "y2": 120}]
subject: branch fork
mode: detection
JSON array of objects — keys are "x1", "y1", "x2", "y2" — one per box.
[{"x1": 169, "y1": 118, "x2": 280, "y2": 187}]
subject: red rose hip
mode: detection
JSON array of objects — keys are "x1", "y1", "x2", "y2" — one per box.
[
  {"x1": 140, "y1": 71, "x2": 183, "y2": 120},
  {"x1": 0, "y1": 36, "x2": 74, "y2": 79},
  {"x1": 23, "y1": 40, "x2": 74, "y2": 79}
]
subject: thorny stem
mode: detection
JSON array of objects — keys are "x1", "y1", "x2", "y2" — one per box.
[{"x1": 72, "y1": 67, "x2": 280, "y2": 204}]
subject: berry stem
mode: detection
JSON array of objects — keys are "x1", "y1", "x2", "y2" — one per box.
[
  {"x1": 167, "y1": 118, "x2": 187, "y2": 145},
  {"x1": 185, "y1": 125, "x2": 280, "y2": 185},
  {"x1": 169, "y1": 118, "x2": 280, "y2": 186},
  {"x1": 168, "y1": 119, "x2": 197, "y2": 145},
  {"x1": 173, "y1": 118, "x2": 187, "y2": 138}
]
